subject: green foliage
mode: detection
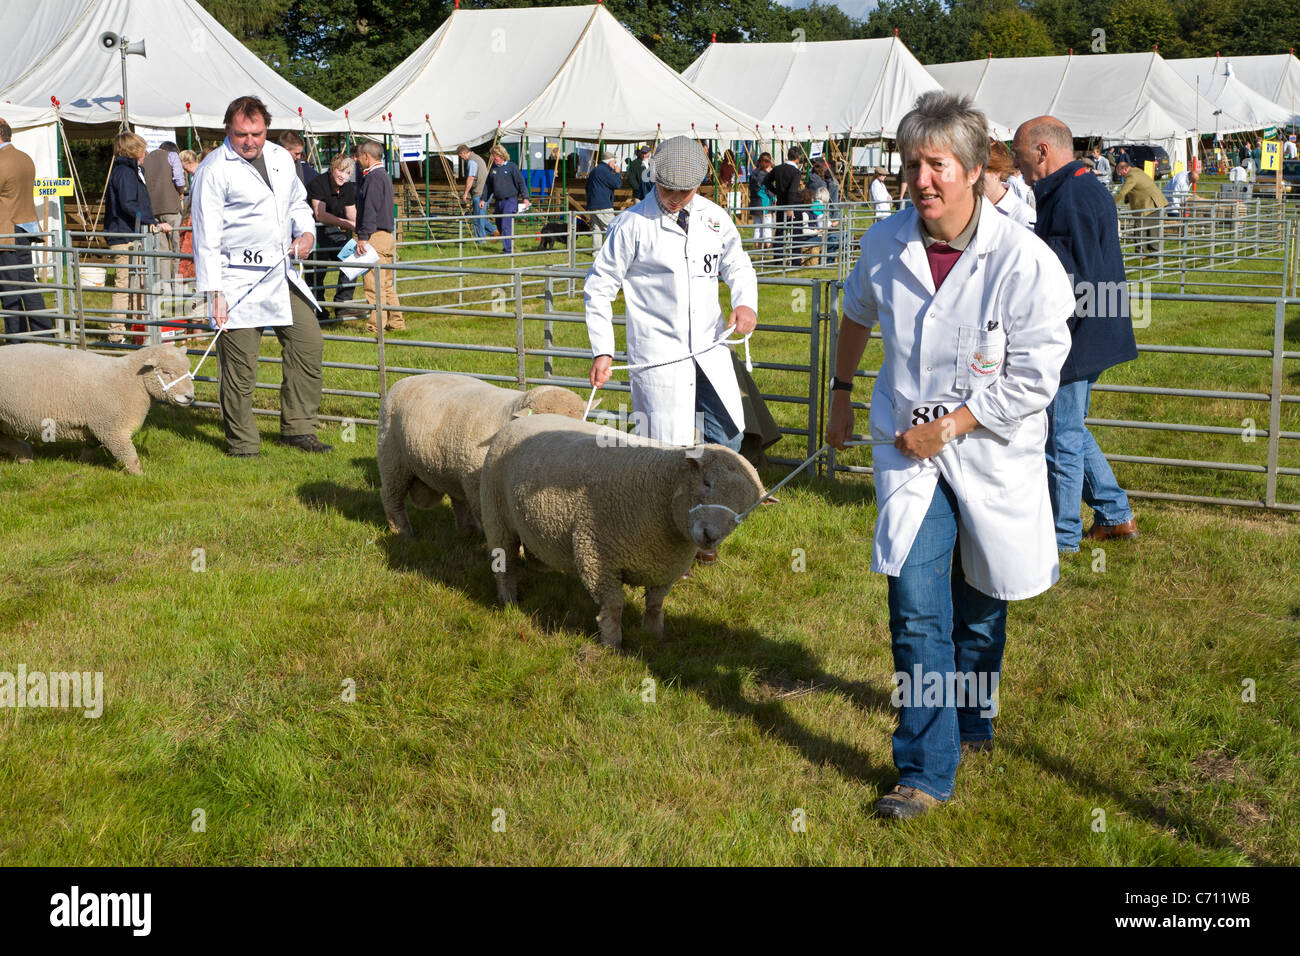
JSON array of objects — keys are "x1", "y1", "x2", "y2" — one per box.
[
  {"x1": 968, "y1": 1, "x2": 1057, "y2": 58},
  {"x1": 1102, "y1": 0, "x2": 1181, "y2": 54}
]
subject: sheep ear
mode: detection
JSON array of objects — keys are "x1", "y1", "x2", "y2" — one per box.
[
  {"x1": 511, "y1": 407, "x2": 533, "y2": 419},
  {"x1": 137, "y1": 362, "x2": 156, "y2": 373},
  {"x1": 684, "y1": 447, "x2": 704, "y2": 469},
  {"x1": 761, "y1": 495, "x2": 780, "y2": 506}
]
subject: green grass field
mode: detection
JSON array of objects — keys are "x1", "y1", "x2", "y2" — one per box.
[{"x1": 1, "y1": 229, "x2": 1297, "y2": 865}]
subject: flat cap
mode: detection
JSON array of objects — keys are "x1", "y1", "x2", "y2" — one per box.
[{"x1": 651, "y1": 135, "x2": 709, "y2": 190}]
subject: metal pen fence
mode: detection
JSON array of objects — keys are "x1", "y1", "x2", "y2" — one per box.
[{"x1": 2, "y1": 209, "x2": 1298, "y2": 512}]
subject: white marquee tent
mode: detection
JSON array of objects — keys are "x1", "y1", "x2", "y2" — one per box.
[
  {"x1": 679, "y1": 35, "x2": 1007, "y2": 140},
  {"x1": 344, "y1": 4, "x2": 762, "y2": 146},
  {"x1": 927, "y1": 52, "x2": 1260, "y2": 168},
  {"x1": 0, "y1": 0, "x2": 348, "y2": 133},
  {"x1": 1167, "y1": 57, "x2": 1292, "y2": 132},
  {"x1": 1169, "y1": 54, "x2": 1300, "y2": 128}
]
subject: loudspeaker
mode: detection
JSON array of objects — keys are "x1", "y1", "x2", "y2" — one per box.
[{"x1": 99, "y1": 31, "x2": 120, "y2": 50}]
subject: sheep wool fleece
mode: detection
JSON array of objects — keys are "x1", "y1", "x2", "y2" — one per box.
[{"x1": 216, "y1": 289, "x2": 322, "y2": 453}]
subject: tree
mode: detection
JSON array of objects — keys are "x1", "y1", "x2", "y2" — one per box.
[
  {"x1": 967, "y1": 2, "x2": 1057, "y2": 58},
  {"x1": 1101, "y1": 0, "x2": 1181, "y2": 55},
  {"x1": 862, "y1": 0, "x2": 977, "y2": 64}
]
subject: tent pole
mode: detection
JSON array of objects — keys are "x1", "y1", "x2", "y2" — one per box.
[
  {"x1": 425, "y1": 133, "x2": 431, "y2": 242},
  {"x1": 423, "y1": 116, "x2": 466, "y2": 218}
]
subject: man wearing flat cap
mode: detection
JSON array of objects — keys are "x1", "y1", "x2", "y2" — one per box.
[{"x1": 585, "y1": 135, "x2": 758, "y2": 450}]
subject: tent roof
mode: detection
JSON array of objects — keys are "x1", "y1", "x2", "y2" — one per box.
[
  {"x1": 681, "y1": 36, "x2": 976, "y2": 139},
  {"x1": 344, "y1": 4, "x2": 761, "y2": 143},
  {"x1": 927, "y1": 52, "x2": 1257, "y2": 141},
  {"x1": 0, "y1": 101, "x2": 59, "y2": 131},
  {"x1": 1170, "y1": 54, "x2": 1300, "y2": 127},
  {"x1": 1167, "y1": 57, "x2": 1292, "y2": 130},
  {"x1": 0, "y1": 0, "x2": 348, "y2": 132}
]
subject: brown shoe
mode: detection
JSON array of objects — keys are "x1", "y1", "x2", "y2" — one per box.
[
  {"x1": 874, "y1": 785, "x2": 941, "y2": 821},
  {"x1": 961, "y1": 739, "x2": 993, "y2": 756},
  {"x1": 1084, "y1": 518, "x2": 1138, "y2": 541}
]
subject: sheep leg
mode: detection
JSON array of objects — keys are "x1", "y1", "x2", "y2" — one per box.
[
  {"x1": 93, "y1": 429, "x2": 141, "y2": 475},
  {"x1": 0, "y1": 434, "x2": 34, "y2": 464},
  {"x1": 380, "y1": 466, "x2": 417, "y2": 538},
  {"x1": 450, "y1": 496, "x2": 482, "y2": 535},
  {"x1": 642, "y1": 582, "x2": 674, "y2": 639},
  {"x1": 79, "y1": 445, "x2": 102, "y2": 463}
]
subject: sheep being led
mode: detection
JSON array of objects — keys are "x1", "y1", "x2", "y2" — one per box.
[
  {"x1": 0, "y1": 343, "x2": 194, "y2": 475},
  {"x1": 377, "y1": 373, "x2": 586, "y2": 537},
  {"x1": 480, "y1": 413, "x2": 768, "y2": 647}
]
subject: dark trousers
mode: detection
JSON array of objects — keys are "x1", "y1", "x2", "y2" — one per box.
[
  {"x1": 1, "y1": 235, "x2": 51, "y2": 339},
  {"x1": 494, "y1": 197, "x2": 519, "y2": 253},
  {"x1": 216, "y1": 289, "x2": 323, "y2": 453},
  {"x1": 305, "y1": 235, "x2": 357, "y2": 315}
]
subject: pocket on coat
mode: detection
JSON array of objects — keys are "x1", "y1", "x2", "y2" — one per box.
[{"x1": 955, "y1": 325, "x2": 1007, "y2": 391}]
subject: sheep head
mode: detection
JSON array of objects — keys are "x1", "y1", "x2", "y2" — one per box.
[
  {"x1": 674, "y1": 445, "x2": 767, "y2": 554},
  {"x1": 515, "y1": 385, "x2": 586, "y2": 420},
  {"x1": 139, "y1": 345, "x2": 195, "y2": 407}
]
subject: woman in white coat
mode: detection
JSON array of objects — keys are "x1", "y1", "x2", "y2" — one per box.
[
  {"x1": 585, "y1": 136, "x2": 758, "y2": 450},
  {"x1": 827, "y1": 92, "x2": 1075, "y2": 821}
]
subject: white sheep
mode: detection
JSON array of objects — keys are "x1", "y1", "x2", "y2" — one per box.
[
  {"x1": 378, "y1": 373, "x2": 586, "y2": 537},
  {"x1": 0, "y1": 343, "x2": 194, "y2": 475},
  {"x1": 479, "y1": 413, "x2": 768, "y2": 647}
]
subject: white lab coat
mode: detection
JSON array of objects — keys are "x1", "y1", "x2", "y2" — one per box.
[
  {"x1": 191, "y1": 139, "x2": 317, "y2": 330},
  {"x1": 869, "y1": 178, "x2": 894, "y2": 215},
  {"x1": 843, "y1": 198, "x2": 1075, "y2": 600},
  {"x1": 585, "y1": 191, "x2": 758, "y2": 446},
  {"x1": 993, "y1": 186, "x2": 1036, "y2": 230},
  {"x1": 1004, "y1": 173, "x2": 1036, "y2": 209}
]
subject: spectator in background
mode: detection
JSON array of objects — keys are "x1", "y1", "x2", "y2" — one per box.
[
  {"x1": 1004, "y1": 165, "x2": 1036, "y2": 208},
  {"x1": 1285, "y1": 135, "x2": 1297, "y2": 160},
  {"x1": 142, "y1": 141, "x2": 185, "y2": 283},
  {"x1": 278, "y1": 131, "x2": 318, "y2": 187},
  {"x1": 455, "y1": 143, "x2": 491, "y2": 244},
  {"x1": 1114, "y1": 159, "x2": 1167, "y2": 255},
  {"x1": 585, "y1": 152, "x2": 624, "y2": 233},
  {"x1": 765, "y1": 145, "x2": 805, "y2": 265},
  {"x1": 105, "y1": 131, "x2": 170, "y2": 343},
  {"x1": 1090, "y1": 145, "x2": 1111, "y2": 184},
  {"x1": 1228, "y1": 161, "x2": 1249, "y2": 183},
  {"x1": 748, "y1": 152, "x2": 775, "y2": 250},
  {"x1": 178, "y1": 149, "x2": 199, "y2": 180},
  {"x1": 868, "y1": 166, "x2": 893, "y2": 217},
  {"x1": 482, "y1": 144, "x2": 527, "y2": 254},
  {"x1": 1164, "y1": 166, "x2": 1198, "y2": 216},
  {"x1": 306, "y1": 153, "x2": 360, "y2": 321},
  {"x1": 627, "y1": 145, "x2": 652, "y2": 200},
  {"x1": 355, "y1": 139, "x2": 404, "y2": 333},
  {"x1": 0, "y1": 117, "x2": 49, "y2": 340},
  {"x1": 815, "y1": 159, "x2": 840, "y2": 205},
  {"x1": 1013, "y1": 115, "x2": 1138, "y2": 550},
  {"x1": 984, "y1": 140, "x2": 1035, "y2": 229}
]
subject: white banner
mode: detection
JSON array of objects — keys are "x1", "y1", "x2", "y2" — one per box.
[
  {"x1": 134, "y1": 125, "x2": 176, "y2": 152},
  {"x1": 399, "y1": 135, "x2": 425, "y2": 161}
]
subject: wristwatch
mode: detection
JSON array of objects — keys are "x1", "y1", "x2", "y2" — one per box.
[{"x1": 830, "y1": 376, "x2": 854, "y2": 393}]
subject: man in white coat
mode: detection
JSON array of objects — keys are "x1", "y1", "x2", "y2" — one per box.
[
  {"x1": 585, "y1": 136, "x2": 757, "y2": 451},
  {"x1": 827, "y1": 91, "x2": 1074, "y2": 821},
  {"x1": 191, "y1": 95, "x2": 331, "y2": 458}
]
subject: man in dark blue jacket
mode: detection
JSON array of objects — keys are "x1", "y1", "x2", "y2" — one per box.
[
  {"x1": 585, "y1": 152, "x2": 624, "y2": 234},
  {"x1": 481, "y1": 146, "x2": 527, "y2": 253},
  {"x1": 1013, "y1": 116, "x2": 1138, "y2": 549}
]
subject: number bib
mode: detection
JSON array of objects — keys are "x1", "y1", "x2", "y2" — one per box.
[
  {"x1": 894, "y1": 399, "x2": 959, "y2": 434},
  {"x1": 230, "y1": 246, "x2": 279, "y2": 269}
]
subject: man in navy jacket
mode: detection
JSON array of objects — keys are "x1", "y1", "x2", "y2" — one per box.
[
  {"x1": 1013, "y1": 116, "x2": 1138, "y2": 549},
  {"x1": 585, "y1": 153, "x2": 624, "y2": 233}
]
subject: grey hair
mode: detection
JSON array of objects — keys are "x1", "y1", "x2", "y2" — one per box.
[{"x1": 897, "y1": 90, "x2": 990, "y2": 198}]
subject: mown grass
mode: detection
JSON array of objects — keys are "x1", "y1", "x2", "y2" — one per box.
[{"x1": 1, "y1": 229, "x2": 1296, "y2": 865}]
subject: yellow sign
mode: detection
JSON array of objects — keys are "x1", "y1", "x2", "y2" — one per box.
[
  {"x1": 1143, "y1": 160, "x2": 1155, "y2": 178},
  {"x1": 34, "y1": 177, "x2": 73, "y2": 198},
  {"x1": 1261, "y1": 140, "x2": 1281, "y2": 172}
]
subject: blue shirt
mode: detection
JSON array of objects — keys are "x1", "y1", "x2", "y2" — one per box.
[{"x1": 585, "y1": 162, "x2": 623, "y2": 210}]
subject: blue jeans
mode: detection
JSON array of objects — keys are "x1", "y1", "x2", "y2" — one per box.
[
  {"x1": 1045, "y1": 376, "x2": 1133, "y2": 551},
  {"x1": 886, "y1": 478, "x2": 1008, "y2": 801},
  {"x1": 695, "y1": 361, "x2": 742, "y2": 451},
  {"x1": 469, "y1": 195, "x2": 490, "y2": 241}
]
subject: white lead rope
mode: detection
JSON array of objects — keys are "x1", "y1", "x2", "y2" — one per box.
[
  {"x1": 584, "y1": 327, "x2": 753, "y2": 420},
  {"x1": 158, "y1": 247, "x2": 296, "y2": 392},
  {"x1": 688, "y1": 434, "x2": 900, "y2": 527}
]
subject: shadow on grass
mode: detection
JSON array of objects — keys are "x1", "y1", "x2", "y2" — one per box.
[
  {"x1": 626, "y1": 603, "x2": 896, "y2": 791},
  {"x1": 1004, "y1": 737, "x2": 1272, "y2": 865},
  {"x1": 144, "y1": 402, "x2": 228, "y2": 452}
]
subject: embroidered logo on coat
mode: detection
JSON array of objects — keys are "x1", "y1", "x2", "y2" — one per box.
[{"x1": 970, "y1": 349, "x2": 1002, "y2": 375}]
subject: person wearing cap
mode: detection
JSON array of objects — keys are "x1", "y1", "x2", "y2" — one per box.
[
  {"x1": 585, "y1": 152, "x2": 624, "y2": 234},
  {"x1": 585, "y1": 135, "x2": 757, "y2": 451},
  {"x1": 627, "y1": 145, "x2": 652, "y2": 200},
  {"x1": 869, "y1": 166, "x2": 894, "y2": 217},
  {"x1": 1284, "y1": 135, "x2": 1297, "y2": 160}
]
